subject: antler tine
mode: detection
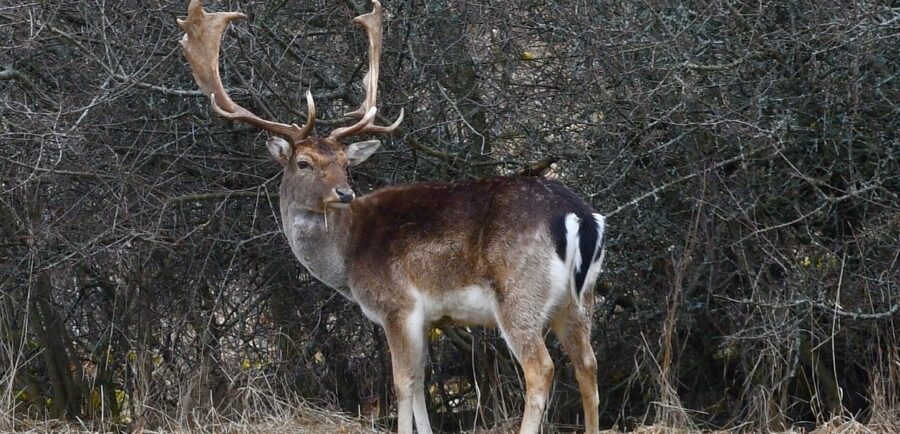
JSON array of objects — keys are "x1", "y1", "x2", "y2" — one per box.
[
  {"x1": 178, "y1": 0, "x2": 315, "y2": 143},
  {"x1": 329, "y1": 0, "x2": 404, "y2": 141}
]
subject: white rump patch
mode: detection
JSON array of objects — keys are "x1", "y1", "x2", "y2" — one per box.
[
  {"x1": 563, "y1": 212, "x2": 581, "y2": 283},
  {"x1": 548, "y1": 254, "x2": 569, "y2": 298},
  {"x1": 563, "y1": 213, "x2": 584, "y2": 301}
]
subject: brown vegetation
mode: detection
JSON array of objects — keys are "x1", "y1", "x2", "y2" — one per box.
[{"x1": 1, "y1": 0, "x2": 897, "y2": 432}]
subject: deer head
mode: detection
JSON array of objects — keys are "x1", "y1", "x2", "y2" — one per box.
[{"x1": 177, "y1": 0, "x2": 403, "y2": 212}]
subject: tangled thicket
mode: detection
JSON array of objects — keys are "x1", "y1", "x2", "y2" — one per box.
[{"x1": 1, "y1": 0, "x2": 897, "y2": 432}]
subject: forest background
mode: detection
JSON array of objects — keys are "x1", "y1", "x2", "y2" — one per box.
[{"x1": 1, "y1": 0, "x2": 897, "y2": 432}]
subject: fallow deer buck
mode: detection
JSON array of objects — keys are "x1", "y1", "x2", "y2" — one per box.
[{"x1": 178, "y1": 1, "x2": 607, "y2": 433}]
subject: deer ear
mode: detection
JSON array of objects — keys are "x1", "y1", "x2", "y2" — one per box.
[
  {"x1": 267, "y1": 137, "x2": 292, "y2": 165},
  {"x1": 346, "y1": 140, "x2": 381, "y2": 166}
]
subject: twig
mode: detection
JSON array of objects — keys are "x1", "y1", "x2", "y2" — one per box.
[
  {"x1": 606, "y1": 144, "x2": 770, "y2": 216},
  {"x1": 719, "y1": 295, "x2": 899, "y2": 320},
  {"x1": 516, "y1": 155, "x2": 558, "y2": 177},
  {"x1": 166, "y1": 191, "x2": 279, "y2": 205},
  {"x1": 0, "y1": 156, "x2": 113, "y2": 179},
  {"x1": 683, "y1": 52, "x2": 756, "y2": 72},
  {"x1": 405, "y1": 136, "x2": 450, "y2": 160},
  {"x1": 114, "y1": 74, "x2": 206, "y2": 97}
]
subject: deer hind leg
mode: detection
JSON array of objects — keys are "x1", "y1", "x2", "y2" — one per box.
[
  {"x1": 497, "y1": 305, "x2": 554, "y2": 434},
  {"x1": 384, "y1": 309, "x2": 432, "y2": 434},
  {"x1": 550, "y1": 302, "x2": 599, "y2": 434}
]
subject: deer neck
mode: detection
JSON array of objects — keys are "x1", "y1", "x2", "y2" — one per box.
[{"x1": 279, "y1": 198, "x2": 353, "y2": 296}]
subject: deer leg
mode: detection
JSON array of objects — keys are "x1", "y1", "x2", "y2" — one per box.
[
  {"x1": 498, "y1": 314, "x2": 554, "y2": 434},
  {"x1": 411, "y1": 326, "x2": 433, "y2": 434},
  {"x1": 384, "y1": 310, "x2": 430, "y2": 434},
  {"x1": 551, "y1": 303, "x2": 600, "y2": 434}
]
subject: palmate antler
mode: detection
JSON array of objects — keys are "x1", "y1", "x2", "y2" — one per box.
[
  {"x1": 178, "y1": 0, "x2": 402, "y2": 144},
  {"x1": 177, "y1": 0, "x2": 315, "y2": 143},
  {"x1": 328, "y1": 0, "x2": 404, "y2": 141}
]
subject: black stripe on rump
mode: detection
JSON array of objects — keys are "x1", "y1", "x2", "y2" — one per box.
[
  {"x1": 550, "y1": 214, "x2": 568, "y2": 261},
  {"x1": 573, "y1": 213, "x2": 598, "y2": 295}
]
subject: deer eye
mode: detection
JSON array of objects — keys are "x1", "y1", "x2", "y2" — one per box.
[{"x1": 297, "y1": 160, "x2": 311, "y2": 170}]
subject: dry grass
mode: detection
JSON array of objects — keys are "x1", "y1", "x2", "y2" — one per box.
[
  {"x1": 3, "y1": 331, "x2": 897, "y2": 434},
  {"x1": 2, "y1": 413, "x2": 899, "y2": 433},
  {"x1": 593, "y1": 418, "x2": 892, "y2": 434},
  {"x1": 6, "y1": 405, "x2": 382, "y2": 434}
]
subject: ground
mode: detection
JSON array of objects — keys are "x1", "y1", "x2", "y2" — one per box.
[{"x1": 5, "y1": 416, "x2": 891, "y2": 434}]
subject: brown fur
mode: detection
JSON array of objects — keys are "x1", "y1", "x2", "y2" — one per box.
[{"x1": 347, "y1": 176, "x2": 574, "y2": 296}]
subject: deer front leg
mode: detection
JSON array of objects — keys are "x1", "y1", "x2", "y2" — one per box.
[
  {"x1": 412, "y1": 362, "x2": 433, "y2": 434},
  {"x1": 384, "y1": 309, "x2": 432, "y2": 434}
]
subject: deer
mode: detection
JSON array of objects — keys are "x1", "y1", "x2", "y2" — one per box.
[{"x1": 178, "y1": 1, "x2": 606, "y2": 433}]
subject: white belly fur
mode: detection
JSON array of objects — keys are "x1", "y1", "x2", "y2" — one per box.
[{"x1": 414, "y1": 285, "x2": 497, "y2": 326}]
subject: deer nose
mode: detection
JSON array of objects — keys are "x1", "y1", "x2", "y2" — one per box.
[{"x1": 335, "y1": 188, "x2": 355, "y2": 203}]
